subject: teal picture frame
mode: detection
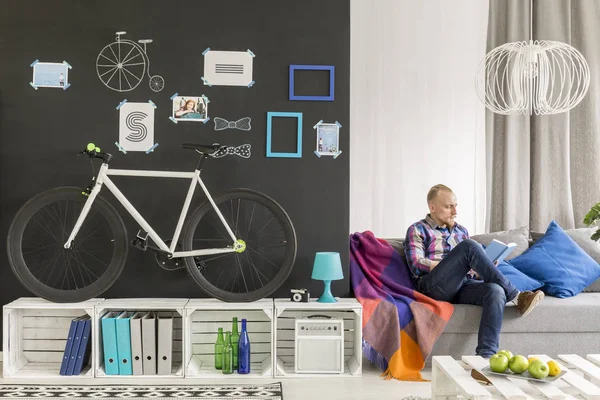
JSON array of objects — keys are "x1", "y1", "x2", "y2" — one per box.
[{"x1": 266, "y1": 112, "x2": 303, "y2": 158}]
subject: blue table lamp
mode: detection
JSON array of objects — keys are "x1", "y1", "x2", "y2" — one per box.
[{"x1": 311, "y1": 252, "x2": 344, "y2": 303}]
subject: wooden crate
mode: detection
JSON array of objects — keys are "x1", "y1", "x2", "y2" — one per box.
[
  {"x1": 184, "y1": 299, "x2": 273, "y2": 378},
  {"x1": 273, "y1": 298, "x2": 362, "y2": 378},
  {"x1": 3, "y1": 297, "x2": 102, "y2": 379},
  {"x1": 94, "y1": 298, "x2": 188, "y2": 378}
]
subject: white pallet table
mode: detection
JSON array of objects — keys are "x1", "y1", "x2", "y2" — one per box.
[
  {"x1": 530, "y1": 354, "x2": 600, "y2": 400},
  {"x1": 94, "y1": 298, "x2": 188, "y2": 379},
  {"x1": 183, "y1": 298, "x2": 273, "y2": 379},
  {"x1": 273, "y1": 298, "x2": 362, "y2": 378},
  {"x1": 434, "y1": 354, "x2": 600, "y2": 400},
  {"x1": 3, "y1": 297, "x2": 103, "y2": 379},
  {"x1": 462, "y1": 356, "x2": 528, "y2": 400},
  {"x1": 559, "y1": 355, "x2": 600, "y2": 386},
  {"x1": 588, "y1": 355, "x2": 600, "y2": 369}
]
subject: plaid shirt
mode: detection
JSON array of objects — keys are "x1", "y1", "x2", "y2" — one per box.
[{"x1": 404, "y1": 214, "x2": 470, "y2": 277}]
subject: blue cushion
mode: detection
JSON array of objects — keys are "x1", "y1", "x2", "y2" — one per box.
[
  {"x1": 496, "y1": 261, "x2": 544, "y2": 292},
  {"x1": 510, "y1": 220, "x2": 600, "y2": 298}
]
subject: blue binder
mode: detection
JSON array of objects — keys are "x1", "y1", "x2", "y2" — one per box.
[
  {"x1": 101, "y1": 311, "x2": 122, "y2": 375},
  {"x1": 59, "y1": 316, "x2": 83, "y2": 376},
  {"x1": 116, "y1": 311, "x2": 134, "y2": 375},
  {"x1": 72, "y1": 318, "x2": 92, "y2": 375},
  {"x1": 66, "y1": 315, "x2": 90, "y2": 375}
]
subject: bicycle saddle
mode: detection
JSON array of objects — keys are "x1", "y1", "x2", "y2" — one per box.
[{"x1": 181, "y1": 143, "x2": 227, "y2": 156}]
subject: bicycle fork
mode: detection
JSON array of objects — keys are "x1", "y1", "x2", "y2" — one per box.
[{"x1": 63, "y1": 163, "x2": 110, "y2": 249}]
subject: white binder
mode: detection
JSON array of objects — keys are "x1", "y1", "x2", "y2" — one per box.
[
  {"x1": 157, "y1": 311, "x2": 173, "y2": 375},
  {"x1": 130, "y1": 312, "x2": 144, "y2": 375},
  {"x1": 141, "y1": 311, "x2": 157, "y2": 375}
]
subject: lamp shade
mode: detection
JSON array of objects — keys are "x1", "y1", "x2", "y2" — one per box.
[{"x1": 311, "y1": 252, "x2": 343, "y2": 281}]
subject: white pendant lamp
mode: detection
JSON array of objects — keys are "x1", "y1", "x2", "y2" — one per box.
[{"x1": 476, "y1": 0, "x2": 590, "y2": 115}]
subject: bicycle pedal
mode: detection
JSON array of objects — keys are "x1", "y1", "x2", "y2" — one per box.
[{"x1": 131, "y1": 230, "x2": 149, "y2": 251}]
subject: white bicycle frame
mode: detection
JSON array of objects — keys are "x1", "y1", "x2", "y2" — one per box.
[{"x1": 63, "y1": 163, "x2": 240, "y2": 258}]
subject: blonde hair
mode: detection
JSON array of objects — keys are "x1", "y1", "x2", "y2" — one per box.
[{"x1": 427, "y1": 184, "x2": 453, "y2": 204}]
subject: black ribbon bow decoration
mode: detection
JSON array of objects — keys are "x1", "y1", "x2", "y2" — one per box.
[{"x1": 214, "y1": 117, "x2": 252, "y2": 131}]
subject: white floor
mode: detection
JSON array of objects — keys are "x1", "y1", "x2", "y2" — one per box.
[{"x1": 0, "y1": 356, "x2": 433, "y2": 400}]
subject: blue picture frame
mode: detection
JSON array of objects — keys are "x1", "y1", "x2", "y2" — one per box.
[
  {"x1": 289, "y1": 65, "x2": 335, "y2": 101},
  {"x1": 266, "y1": 112, "x2": 303, "y2": 158}
]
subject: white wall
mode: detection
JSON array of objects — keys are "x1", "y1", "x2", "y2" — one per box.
[{"x1": 350, "y1": 0, "x2": 489, "y2": 238}]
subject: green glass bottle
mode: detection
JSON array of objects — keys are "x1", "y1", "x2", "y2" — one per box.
[
  {"x1": 222, "y1": 331, "x2": 233, "y2": 374},
  {"x1": 214, "y1": 328, "x2": 224, "y2": 370},
  {"x1": 231, "y1": 317, "x2": 240, "y2": 370}
]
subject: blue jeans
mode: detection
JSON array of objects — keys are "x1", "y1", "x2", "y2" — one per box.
[{"x1": 415, "y1": 239, "x2": 519, "y2": 357}]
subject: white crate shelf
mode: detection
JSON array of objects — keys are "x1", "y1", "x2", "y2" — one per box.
[
  {"x1": 94, "y1": 298, "x2": 188, "y2": 378},
  {"x1": 3, "y1": 297, "x2": 103, "y2": 379},
  {"x1": 184, "y1": 299, "x2": 273, "y2": 379},
  {"x1": 273, "y1": 298, "x2": 362, "y2": 378},
  {"x1": 3, "y1": 297, "x2": 363, "y2": 381}
]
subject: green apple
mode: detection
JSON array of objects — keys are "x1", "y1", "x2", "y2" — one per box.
[
  {"x1": 528, "y1": 360, "x2": 550, "y2": 379},
  {"x1": 489, "y1": 354, "x2": 509, "y2": 373},
  {"x1": 508, "y1": 355, "x2": 529, "y2": 374},
  {"x1": 497, "y1": 350, "x2": 513, "y2": 360}
]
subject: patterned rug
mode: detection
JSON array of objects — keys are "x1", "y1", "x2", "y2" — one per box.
[{"x1": 0, "y1": 383, "x2": 282, "y2": 399}]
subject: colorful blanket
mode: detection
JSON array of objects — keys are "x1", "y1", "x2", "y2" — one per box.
[{"x1": 350, "y1": 231, "x2": 454, "y2": 381}]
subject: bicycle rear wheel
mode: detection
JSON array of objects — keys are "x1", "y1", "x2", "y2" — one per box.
[
  {"x1": 181, "y1": 189, "x2": 297, "y2": 302},
  {"x1": 7, "y1": 187, "x2": 128, "y2": 303}
]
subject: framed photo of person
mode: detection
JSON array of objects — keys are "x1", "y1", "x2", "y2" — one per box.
[{"x1": 172, "y1": 95, "x2": 208, "y2": 122}]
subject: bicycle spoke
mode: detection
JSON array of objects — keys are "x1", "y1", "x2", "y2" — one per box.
[
  {"x1": 99, "y1": 52, "x2": 118, "y2": 65},
  {"x1": 99, "y1": 66, "x2": 117, "y2": 78},
  {"x1": 75, "y1": 246, "x2": 111, "y2": 268},
  {"x1": 121, "y1": 68, "x2": 133, "y2": 89},
  {"x1": 121, "y1": 45, "x2": 136, "y2": 66},
  {"x1": 104, "y1": 68, "x2": 119, "y2": 86},
  {"x1": 247, "y1": 246, "x2": 281, "y2": 270},
  {"x1": 245, "y1": 202, "x2": 256, "y2": 239},
  {"x1": 22, "y1": 243, "x2": 59, "y2": 256},
  {"x1": 122, "y1": 62, "x2": 145, "y2": 67},
  {"x1": 122, "y1": 67, "x2": 142, "y2": 85},
  {"x1": 122, "y1": 50, "x2": 142, "y2": 65},
  {"x1": 109, "y1": 44, "x2": 119, "y2": 64}
]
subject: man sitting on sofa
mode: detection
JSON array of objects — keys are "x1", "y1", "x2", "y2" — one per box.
[{"x1": 404, "y1": 184, "x2": 545, "y2": 358}]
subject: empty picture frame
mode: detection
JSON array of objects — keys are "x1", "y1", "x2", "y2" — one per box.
[
  {"x1": 266, "y1": 112, "x2": 303, "y2": 158},
  {"x1": 289, "y1": 65, "x2": 335, "y2": 101}
]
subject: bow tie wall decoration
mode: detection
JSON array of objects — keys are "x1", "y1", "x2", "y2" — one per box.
[
  {"x1": 214, "y1": 117, "x2": 252, "y2": 131},
  {"x1": 213, "y1": 144, "x2": 252, "y2": 158}
]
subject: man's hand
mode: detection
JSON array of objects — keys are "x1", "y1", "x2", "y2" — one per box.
[{"x1": 429, "y1": 261, "x2": 440, "y2": 270}]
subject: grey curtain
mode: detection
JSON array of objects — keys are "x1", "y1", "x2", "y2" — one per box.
[{"x1": 486, "y1": 0, "x2": 600, "y2": 233}]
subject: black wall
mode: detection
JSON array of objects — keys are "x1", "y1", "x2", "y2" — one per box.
[{"x1": 0, "y1": 0, "x2": 350, "y2": 341}]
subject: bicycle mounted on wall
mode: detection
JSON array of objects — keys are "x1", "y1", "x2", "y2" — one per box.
[{"x1": 7, "y1": 143, "x2": 297, "y2": 303}]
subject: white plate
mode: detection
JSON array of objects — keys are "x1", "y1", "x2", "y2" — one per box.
[{"x1": 480, "y1": 365, "x2": 567, "y2": 383}]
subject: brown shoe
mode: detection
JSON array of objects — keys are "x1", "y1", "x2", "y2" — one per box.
[{"x1": 515, "y1": 290, "x2": 545, "y2": 316}]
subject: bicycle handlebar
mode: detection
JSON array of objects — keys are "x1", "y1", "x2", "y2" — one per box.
[{"x1": 79, "y1": 143, "x2": 113, "y2": 163}]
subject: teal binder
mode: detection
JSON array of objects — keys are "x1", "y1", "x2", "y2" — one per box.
[
  {"x1": 116, "y1": 311, "x2": 134, "y2": 375},
  {"x1": 101, "y1": 311, "x2": 122, "y2": 375}
]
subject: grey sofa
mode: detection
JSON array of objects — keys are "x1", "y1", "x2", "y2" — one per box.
[{"x1": 386, "y1": 227, "x2": 600, "y2": 360}]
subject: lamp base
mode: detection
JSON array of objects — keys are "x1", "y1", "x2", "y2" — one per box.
[{"x1": 316, "y1": 280, "x2": 337, "y2": 303}]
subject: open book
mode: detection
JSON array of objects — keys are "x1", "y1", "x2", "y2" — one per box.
[{"x1": 484, "y1": 239, "x2": 517, "y2": 264}]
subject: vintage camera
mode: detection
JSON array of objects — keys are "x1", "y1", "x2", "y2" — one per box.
[{"x1": 290, "y1": 288, "x2": 310, "y2": 303}]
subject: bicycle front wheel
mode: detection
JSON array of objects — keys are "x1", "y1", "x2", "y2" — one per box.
[
  {"x1": 96, "y1": 41, "x2": 145, "y2": 92},
  {"x1": 7, "y1": 187, "x2": 128, "y2": 303},
  {"x1": 182, "y1": 189, "x2": 297, "y2": 302}
]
